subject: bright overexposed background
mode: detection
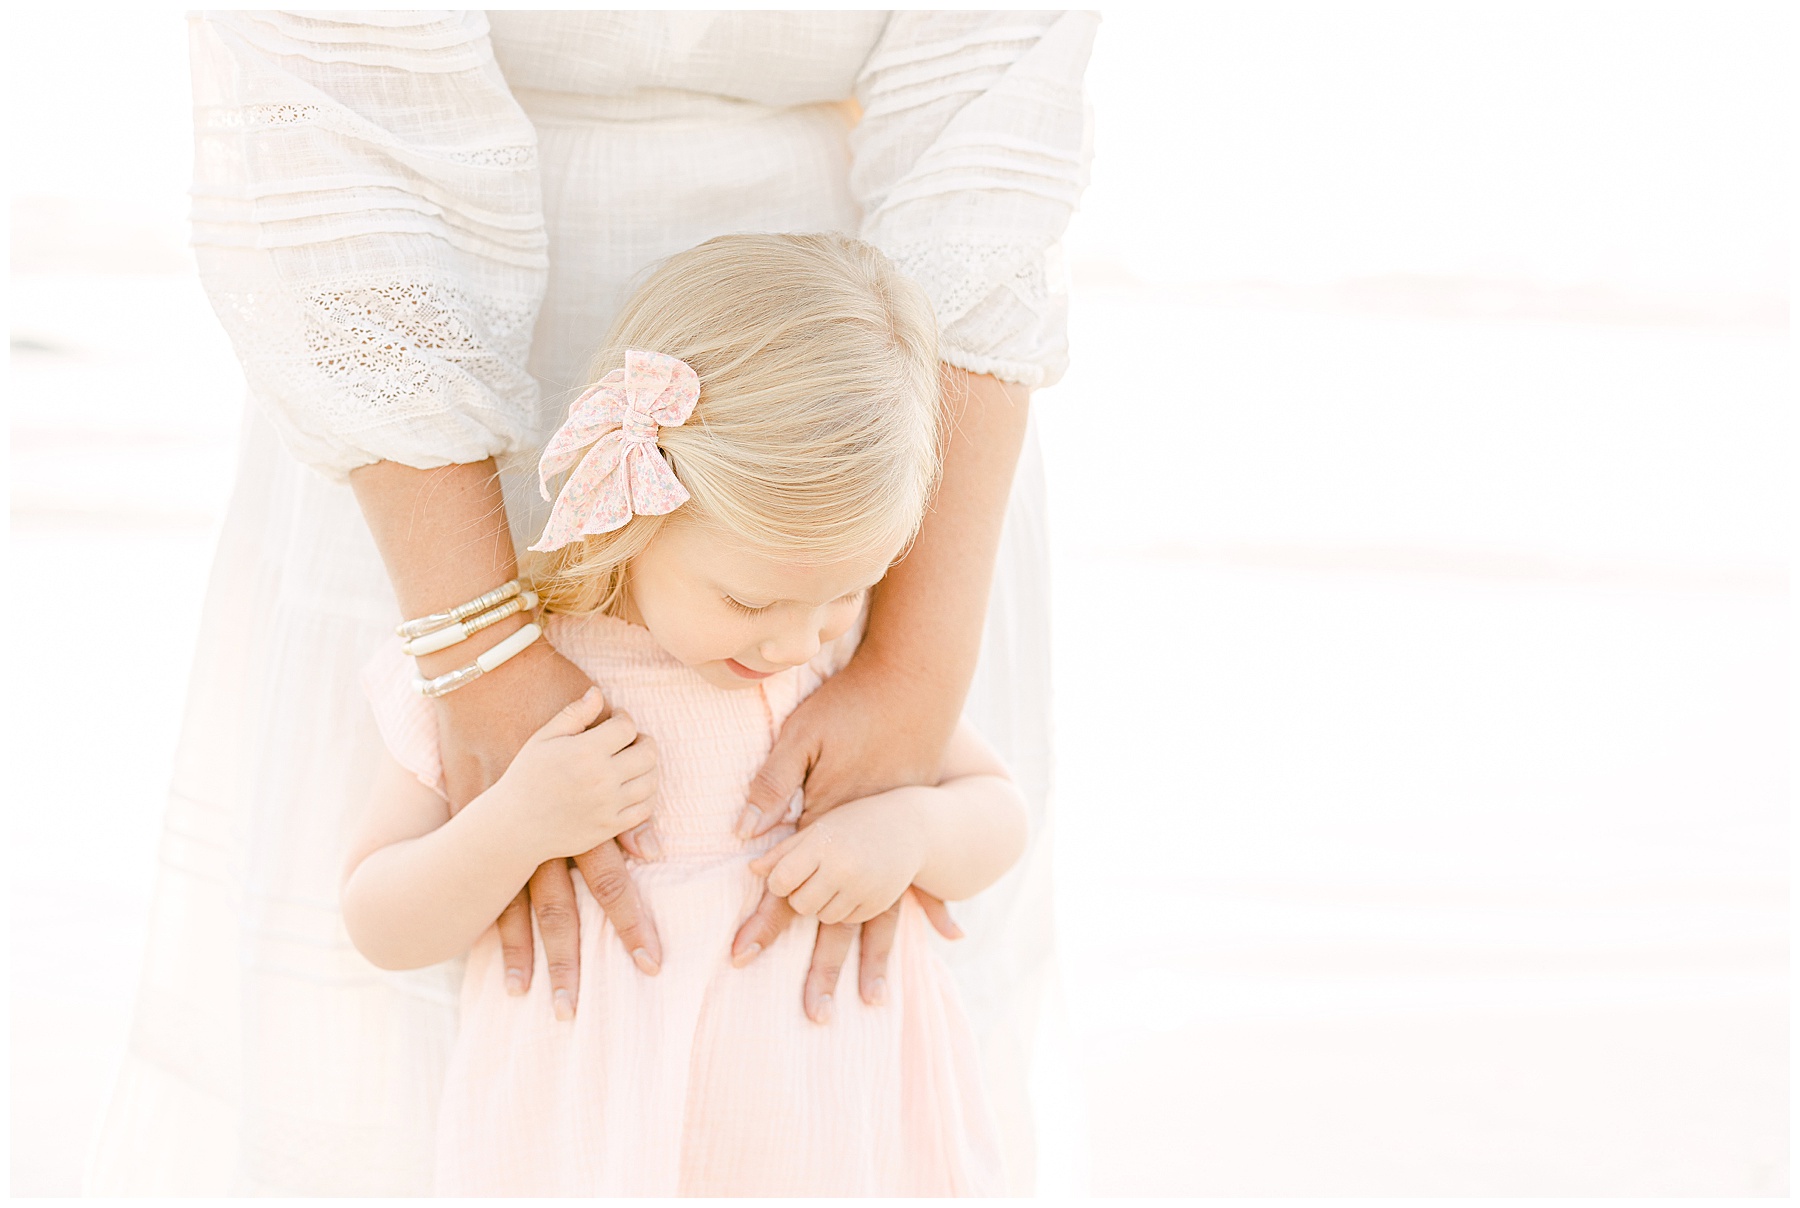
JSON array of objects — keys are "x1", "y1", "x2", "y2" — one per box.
[{"x1": 9, "y1": 3, "x2": 1789, "y2": 1196}]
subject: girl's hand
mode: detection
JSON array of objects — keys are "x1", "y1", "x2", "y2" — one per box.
[
  {"x1": 748, "y1": 790, "x2": 927, "y2": 927},
  {"x1": 494, "y1": 687, "x2": 659, "y2": 864}
]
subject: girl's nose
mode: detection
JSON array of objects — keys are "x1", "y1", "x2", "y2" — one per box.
[{"x1": 759, "y1": 618, "x2": 823, "y2": 668}]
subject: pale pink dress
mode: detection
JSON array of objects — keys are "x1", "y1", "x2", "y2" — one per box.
[{"x1": 363, "y1": 610, "x2": 1003, "y2": 1196}]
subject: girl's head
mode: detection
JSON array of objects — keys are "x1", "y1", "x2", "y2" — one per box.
[{"x1": 530, "y1": 232, "x2": 941, "y2": 690}]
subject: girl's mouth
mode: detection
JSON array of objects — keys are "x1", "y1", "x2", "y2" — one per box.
[{"x1": 724, "y1": 658, "x2": 775, "y2": 680}]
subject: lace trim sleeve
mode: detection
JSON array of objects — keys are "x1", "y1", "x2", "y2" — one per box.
[
  {"x1": 189, "y1": 12, "x2": 549, "y2": 478},
  {"x1": 851, "y1": 12, "x2": 1097, "y2": 389}
]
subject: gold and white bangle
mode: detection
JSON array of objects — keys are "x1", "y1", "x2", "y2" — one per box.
[
  {"x1": 397, "y1": 579, "x2": 524, "y2": 641},
  {"x1": 413, "y1": 622, "x2": 543, "y2": 698},
  {"x1": 401, "y1": 590, "x2": 539, "y2": 657}
]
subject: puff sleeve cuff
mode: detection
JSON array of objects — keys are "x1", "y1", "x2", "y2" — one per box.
[
  {"x1": 851, "y1": 11, "x2": 1097, "y2": 390},
  {"x1": 188, "y1": 11, "x2": 549, "y2": 479}
]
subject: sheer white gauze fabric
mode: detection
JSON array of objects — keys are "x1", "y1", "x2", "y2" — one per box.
[{"x1": 89, "y1": 9, "x2": 1095, "y2": 1197}]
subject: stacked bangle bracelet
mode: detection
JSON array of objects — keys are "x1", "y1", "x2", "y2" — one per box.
[
  {"x1": 401, "y1": 590, "x2": 539, "y2": 657},
  {"x1": 412, "y1": 621, "x2": 543, "y2": 698},
  {"x1": 397, "y1": 578, "x2": 545, "y2": 698},
  {"x1": 396, "y1": 579, "x2": 524, "y2": 641}
]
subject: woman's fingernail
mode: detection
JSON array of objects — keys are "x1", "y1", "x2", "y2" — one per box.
[
  {"x1": 504, "y1": 969, "x2": 526, "y2": 996},
  {"x1": 732, "y1": 941, "x2": 761, "y2": 969},
  {"x1": 869, "y1": 977, "x2": 888, "y2": 1006},
  {"x1": 734, "y1": 806, "x2": 762, "y2": 840},
  {"x1": 631, "y1": 948, "x2": 659, "y2": 975},
  {"x1": 553, "y1": 989, "x2": 575, "y2": 1021},
  {"x1": 813, "y1": 993, "x2": 833, "y2": 1024},
  {"x1": 638, "y1": 829, "x2": 663, "y2": 860}
]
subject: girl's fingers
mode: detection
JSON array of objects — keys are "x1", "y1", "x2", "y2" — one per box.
[
  {"x1": 610, "y1": 738, "x2": 657, "y2": 783},
  {"x1": 535, "y1": 687, "x2": 605, "y2": 739},
  {"x1": 615, "y1": 800, "x2": 653, "y2": 833},
  {"x1": 617, "y1": 767, "x2": 658, "y2": 806},
  {"x1": 786, "y1": 873, "x2": 834, "y2": 918},
  {"x1": 857, "y1": 904, "x2": 900, "y2": 1005},
  {"x1": 764, "y1": 847, "x2": 821, "y2": 900},
  {"x1": 816, "y1": 893, "x2": 856, "y2": 926},
  {"x1": 747, "y1": 829, "x2": 806, "y2": 878},
  {"x1": 496, "y1": 888, "x2": 535, "y2": 996},
  {"x1": 585, "y1": 711, "x2": 639, "y2": 755}
]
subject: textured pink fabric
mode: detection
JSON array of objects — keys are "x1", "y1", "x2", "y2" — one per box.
[
  {"x1": 362, "y1": 611, "x2": 1004, "y2": 1196},
  {"x1": 529, "y1": 350, "x2": 700, "y2": 552}
]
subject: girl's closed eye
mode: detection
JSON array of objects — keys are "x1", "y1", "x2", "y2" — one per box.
[{"x1": 725, "y1": 588, "x2": 867, "y2": 616}]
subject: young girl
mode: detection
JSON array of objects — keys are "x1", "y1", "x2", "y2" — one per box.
[{"x1": 340, "y1": 233, "x2": 1028, "y2": 1196}]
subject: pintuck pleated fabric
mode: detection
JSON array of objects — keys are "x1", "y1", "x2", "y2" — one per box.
[{"x1": 362, "y1": 611, "x2": 1005, "y2": 1197}]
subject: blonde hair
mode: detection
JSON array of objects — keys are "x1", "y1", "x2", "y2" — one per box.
[{"x1": 530, "y1": 233, "x2": 942, "y2": 616}]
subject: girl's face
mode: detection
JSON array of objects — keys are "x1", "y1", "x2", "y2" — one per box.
[{"x1": 623, "y1": 519, "x2": 900, "y2": 691}]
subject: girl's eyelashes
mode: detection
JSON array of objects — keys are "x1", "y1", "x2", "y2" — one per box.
[
  {"x1": 723, "y1": 587, "x2": 867, "y2": 615},
  {"x1": 723, "y1": 595, "x2": 770, "y2": 615}
]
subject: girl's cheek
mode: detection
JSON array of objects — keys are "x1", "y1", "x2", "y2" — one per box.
[{"x1": 820, "y1": 600, "x2": 860, "y2": 644}]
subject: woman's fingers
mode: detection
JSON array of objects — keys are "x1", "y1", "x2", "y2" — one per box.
[
  {"x1": 730, "y1": 888, "x2": 795, "y2": 967},
  {"x1": 530, "y1": 860, "x2": 582, "y2": 1020},
  {"x1": 573, "y1": 841, "x2": 661, "y2": 976},
  {"x1": 496, "y1": 887, "x2": 535, "y2": 996},
  {"x1": 804, "y1": 922, "x2": 856, "y2": 1024},
  {"x1": 739, "y1": 716, "x2": 817, "y2": 839},
  {"x1": 910, "y1": 886, "x2": 963, "y2": 940},
  {"x1": 857, "y1": 904, "x2": 900, "y2": 1005},
  {"x1": 616, "y1": 819, "x2": 661, "y2": 860}
]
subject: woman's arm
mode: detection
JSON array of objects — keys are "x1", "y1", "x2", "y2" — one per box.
[
  {"x1": 191, "y1": 12, "x2": 659, "y2": 1005},
  {"x1": 350, "y1": 460, "x2": 665, "y2": 1000},
  {"x1": 743, "y1": 366, "x2": 1029, "y2": 818}
]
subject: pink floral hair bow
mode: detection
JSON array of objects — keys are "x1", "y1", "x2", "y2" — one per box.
[{"x1": 529, "y1": 349, "x2": 700, "y2": 553}]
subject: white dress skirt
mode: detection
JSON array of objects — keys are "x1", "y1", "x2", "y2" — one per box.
[{"x1": 88, "y1": 11, "x2": 1089, "y2": 1196}]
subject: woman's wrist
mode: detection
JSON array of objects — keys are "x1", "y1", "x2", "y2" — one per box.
[{"x1": 412, "y1": 610, "x2": 531, "y2": 681}]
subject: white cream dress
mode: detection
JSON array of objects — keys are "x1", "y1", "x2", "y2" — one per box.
[{"x1": 87, "y1": 10, "x2": 1094, "y2": 1196}]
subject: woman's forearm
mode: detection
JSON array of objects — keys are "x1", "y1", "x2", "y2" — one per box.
[
  {"x1": 342, "y1": 788, "x2": 542, "y2": 970},
  {"x1": 348, "y1": 459, "x2": 528, "y2": 678},
  {"x1": 349, "y1": 458, "x2": 594, "y2": 806},
  {"x1": 860, "y1": 368, "x2": 1030, "y2": 746}
]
